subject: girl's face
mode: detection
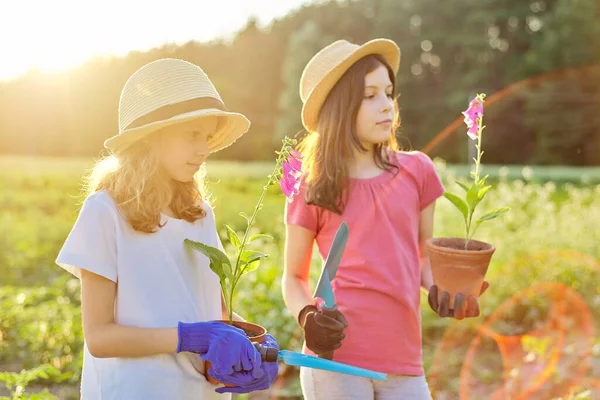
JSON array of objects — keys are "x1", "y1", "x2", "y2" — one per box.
[
  {"x1": 355, "y1": 64, "x2": 395, "y2": 150},
  {"x1": 153, "y1": 116, "x2": 218, "y2": 182}
]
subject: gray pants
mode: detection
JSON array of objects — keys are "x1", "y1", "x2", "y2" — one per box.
[{"x1": 300, "y1": 367, "x2": 433, "y2": 400}]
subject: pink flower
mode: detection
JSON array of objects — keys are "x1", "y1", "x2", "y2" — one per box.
[
  {"x1": 279, "y1": 150, "x2": 303, "y2": 202},
  {"x1": 282, "y1": 160, "x2": 301, "y2": 180},
  {"x1": 286, "y1": 151, "x2": 302, "y2": 172},
  {"x1": 462, "y1": 97, "x2": 484, "y2": 140},
  {"x1": 289, "y1": 149, "x2": 303, "y2": 160},
  {"x1": 280, "y1": 175, "x2": 300, "y2": 203},
  {"x1": 466, "y1": 123, "x2": 479, "y2": 139}
]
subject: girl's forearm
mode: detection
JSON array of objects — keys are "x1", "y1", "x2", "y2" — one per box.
[
  {"x1": 420, "y1": 256, "x2": 434, "y2": 293},
  {"x1": 282, "y1": 275, "x2": 314, "y2": 322},
  {"x1": 87, "y1": 324, "x2": 179, "y2": 358}
]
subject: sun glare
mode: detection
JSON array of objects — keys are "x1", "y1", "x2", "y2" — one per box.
[{"x1": 0, "y1": 0, "x2": 309, "y2": 82}]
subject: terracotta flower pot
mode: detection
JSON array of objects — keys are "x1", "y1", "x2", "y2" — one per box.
[
  {"x1": 204, "y1": 320, "x2": 267, "y2": 386},
  {"x1": 426, "y1": 237, "x2": 495, "y2": 309}
]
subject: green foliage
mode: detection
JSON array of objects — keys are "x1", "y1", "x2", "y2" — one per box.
[
  {"x1": 1, "y1": 157, "x2": 600, "y2": 398},
  {"x1": 0, "y1": 283, "x2": 83, "y2": 380},
  {"x1": 0, "y1": 364, "x2": 63, "y2": 400}
]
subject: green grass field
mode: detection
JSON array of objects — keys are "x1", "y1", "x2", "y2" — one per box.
[{"x1": 1, "y1": 156, "x2": 599, "y2": 399}]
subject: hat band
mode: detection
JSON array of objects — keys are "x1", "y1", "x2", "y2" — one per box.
[{"x1": 125, "y1": 97, "x2": 226, "y2": 130}]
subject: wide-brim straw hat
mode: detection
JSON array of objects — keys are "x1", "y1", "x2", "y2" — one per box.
[
  {"x1": 104, "y1": 58, "x2": 250, "y2": 154},
  {"x1": 299, "y1": 38, "x2": 401, "y2": 132}
]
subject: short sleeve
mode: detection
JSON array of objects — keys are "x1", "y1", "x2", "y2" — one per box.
[
  {"x1": 417, "y1": 152, "x2": 445, "y2": 210},
  {"x1": 55, "y1": 193, "x2": 119, "y2": 282},
  {"x1": 284, "y1": 182, "x2": 320, "y2": 234}
]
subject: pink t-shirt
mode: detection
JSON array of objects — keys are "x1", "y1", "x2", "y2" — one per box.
[{"x1": 285, "y1": 150, "x2": 445, "y2": 376}]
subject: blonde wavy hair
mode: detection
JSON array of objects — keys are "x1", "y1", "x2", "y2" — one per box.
[{"x1": 83, "y1": 133, "x2": 210, "y2": 233}]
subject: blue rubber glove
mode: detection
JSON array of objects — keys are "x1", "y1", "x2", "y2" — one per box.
[
  {"x1": 213, "y1": 334, "x2": 280, "y2": 394},
  {"x1": 177, "y1": 321, "x2": 263, "y2": 378}
]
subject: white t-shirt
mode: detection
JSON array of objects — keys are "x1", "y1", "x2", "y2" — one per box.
[{"x1": 56, "y1": 190, "x2": 230, "y2": 400}]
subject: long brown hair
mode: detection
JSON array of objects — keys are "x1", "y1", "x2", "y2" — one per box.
[
  {"x1": 298, "y1": 54, "x2": 401, "y2": 214},
  {"x1": 83, "y1": 132, "x2": 209, "y2": 233}
]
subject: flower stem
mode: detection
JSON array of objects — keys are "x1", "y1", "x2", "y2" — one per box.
[
  {"x1": 466, "y1": 97, "x2": 485, "y2": 250},
  {"x1": 465, "y1": 217, "x2": 471, "y2": 249},
  {"x1": 473, "y1": 127, "x2": 483, "y2": 183},
  {"x1": 227, "y1": 142, "x2": 288, "y2": 323},
  {"x1": 234, "y1": 157, "x2": 282, "y2": 272}
]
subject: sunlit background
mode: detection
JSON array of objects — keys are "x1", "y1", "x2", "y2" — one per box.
[
  {"x1": 1, "y1": 0, "x2": 599, "y2": 399},
  {"x1": 0, "y1": 0, "x2": 310, "y2": 81}
]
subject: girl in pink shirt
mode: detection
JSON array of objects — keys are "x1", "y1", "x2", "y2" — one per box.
[{"x1": 282, "y1": 39, "x2": 488, "y2": 399}]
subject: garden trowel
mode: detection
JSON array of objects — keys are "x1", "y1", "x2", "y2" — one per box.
[
  {"x1": 254, "y1": 344, "x2": 386, "y2": 381},
  {"x1": 312, "y1": 221, "x2": 348, "y2": 359}
]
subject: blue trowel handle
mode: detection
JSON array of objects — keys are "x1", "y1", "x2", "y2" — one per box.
[{"x1": 254, "y1": 342, "x2": 279, "y2": 362}]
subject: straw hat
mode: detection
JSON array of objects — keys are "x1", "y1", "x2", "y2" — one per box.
[
  {"x1": 299, "y1": 39, "x2": 401, "y2": 132},
  {"x1": 104, "y1": 58, "x2": 250, "y2": 154}
]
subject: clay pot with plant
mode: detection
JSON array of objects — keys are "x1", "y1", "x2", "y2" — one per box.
[
  {"x1": 427, "y1": 94, "x2": 510, "y2": 309},
  {"x1": 184, "y1": 137, "x2": 303, "y2": 385}
]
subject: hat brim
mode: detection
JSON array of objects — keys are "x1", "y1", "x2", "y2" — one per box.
[
  {"x1": 301, "y1": 39, "x2": 401, "y2": 132},
  {"x1": 104, "y1": 108, "x2": 251, "y2": 154}
]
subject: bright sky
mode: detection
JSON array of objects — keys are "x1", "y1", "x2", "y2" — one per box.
[{"x1": 0, "y1": 0, "x2": 313, "y2": 82}]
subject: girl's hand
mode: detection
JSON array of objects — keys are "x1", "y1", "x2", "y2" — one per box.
[
  {"x1": 177, "y1": 321, "x2": 263, "y2": 378},
  {"x1": 428, "y1": 281, "x2": 489, "y2": 320},
  {"x1": 298, "y1": 304, "x2": 348, "y2": 355},
  {"x1": 213, "y1": 334, "x2": 280, "y2": 394}
]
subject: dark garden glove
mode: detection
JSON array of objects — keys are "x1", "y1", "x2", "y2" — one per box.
[
  {"x1": 428, "y1": 281, "x2": 490, "y2": 320},
  {"x1": 298, "y1": 304, "x2": 348, "y2": 356}
]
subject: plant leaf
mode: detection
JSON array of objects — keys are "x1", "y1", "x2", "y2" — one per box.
[
  {"x1": 239, "y1": 212, "x2": 250, "y2": 222},
  {"x1": 478, "y1": 185, "x2": 491, "y2": 199},
  {"x1": 240, "y1": 250, "x2": 269, "y2": 265},
  {"x1": 184, "y1": 239, "x2": 231, "y2": 280},
  {"x1": 456, "y1": 181, "x2": 470, "y2": 192},
  {"x1": 249, "y1": 233, "x2": 273, "y2": 242},
  {"x1": 478, "y1": 174, "x2": 490, "y2": 186},
  {"x1": 443, "y1": 192, "x2": 468, "y2": 222},
  {"x1": 466, "y1": 185, "x2": 481, "y2": 211},
  {"x1": 242, "y1": 260, "x2": 261, "y2": 274},
  {"x1": 475, "y1": 207, "x2": 510, "y2": 227},
  {"x1": 238, "y1": 250, "x2": 269, "y2": 275},
  {"x1": 224, "y1": 224, "x2": 241, "y2": 249},
  {"x1": 222, "y1": 263, "x2": 233, "y2": 281}
]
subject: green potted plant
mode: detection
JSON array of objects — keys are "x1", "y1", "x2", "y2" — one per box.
[
  {"x1": 427, "y1": 94, "x2": 510, "y2": 308},
  {"x1": 184, "y1": 137, "x2": 302, "y2": 383}
]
